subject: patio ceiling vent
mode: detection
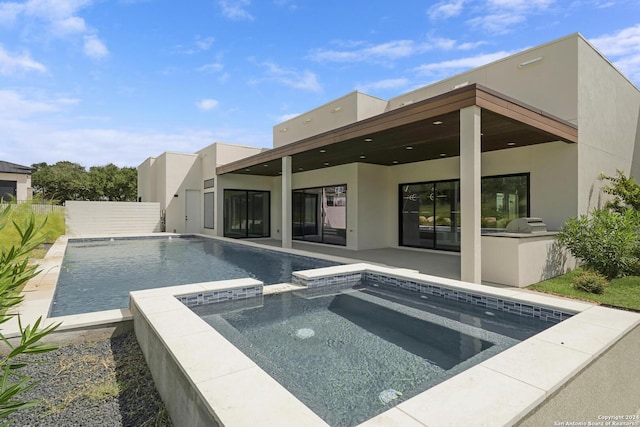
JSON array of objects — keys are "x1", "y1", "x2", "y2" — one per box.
[{"x1": 505, "y1": 217, "x2": 547, "y2": 233}]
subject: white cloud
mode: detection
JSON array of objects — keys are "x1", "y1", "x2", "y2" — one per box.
[
  {"x1": 0, "y1": 90, "x2": 78, "y2": 118},
  {"x1": 83, "y1": 34, "x2": 109, "y2": 59},
  {"x1": 0, "y1": 122, "x2": 271, "y2": 168},
  {"x1": 196, "y1": 99, "x2": 220, "y2": 111},
  {"x1": 428, "y1": 0, "x2": 466, "y2": 20},
  {"x1": 260, "y1": 62, "x2": 321, "y2": 92},
  {"x1": 467, "y1": 0, "x2": 554, "y2": 34},
  {"x1": 0, "y1": 2, "x2": 24, "y2": 25},
  {"x1": 413, "y1": 50, "x2": 515, "y2": 76},
  {"x1": 195, "y1": 36, "x2": 215, "y2": 51},
  {"x1": 309, "y1": 40, "x2": 423, "y2": 63},
  {"x1": 590, "y1": 24, "x2": 640, "y2": 82},
  {"x1": 1, "y1": 0, "x2": 106, "y2": 59},
  {"x1": 51, "y1": 15, "x2": 86, "y2": 35},
  {"x1": 467, "y1": 13, "x2": 525, "y2": 35},
  {"x1": 219, "y1": 0, "x2": 254, "y2": 21},
  {"x1": 196, "y1": 63, "x2": 224, "y2": 72},
  {"x1": 0, "y1": 45, "x2": 47, "y2": 75},
  {"x1": 309, "y1": 37, "x2": 483, "y2": 65},
  {"x1": 174, "y1": 36, "x2": 216, "y2": 54},
  {"x1": 357, "y1": 78, "x2": 410, "y2": 93},
  {"x1": 275, "y1": 112, "x2": 300, "y2": 123},
  {"x1": 457, "y1": 40, "x2": 487, "y2": 50}
]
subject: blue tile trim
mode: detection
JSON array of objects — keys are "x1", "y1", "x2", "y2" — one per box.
[
  {"x1": 363, "y1": 272, "x2": 573, "y2": 322},
  {"x1": 69, "y1": 235, "x2": 199, "y2": 243},
  {"x1": 292, "y1": 272, "x2": 362, "y2": 288},
  {"x1": 177, "y1": 285, "x2": 263, "y2": 308}
]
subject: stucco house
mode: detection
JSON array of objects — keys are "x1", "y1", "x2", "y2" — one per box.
[
  {"x1": 0, "y1": 161, "x2": 35, "y2": 202},
  {"x1": 138, "y1": 33, "x2": 640, "y2": 287}
]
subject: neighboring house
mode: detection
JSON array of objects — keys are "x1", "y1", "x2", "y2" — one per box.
[
  {"x1": 0, "y1": 161, "x2": 35, "y2": 202},
  {"x1": 138, "y1": 33, "x2": 640, "y2": 287}
]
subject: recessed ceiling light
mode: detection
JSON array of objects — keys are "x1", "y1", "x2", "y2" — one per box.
[
  {"x1": 278, "y1": 171, "x2": 282, "y2": 174},
  {"x1": 507, "y1": 142, "x2": 516, "y2": 146},
  {"x1": 245, "y1": 169, "x2": 250, "y2": 172},
  {"x1": 392, "y1": 160, "x2": 398, "y2": 164},
  {"x1": 440, "y1": 153, "x2": 447, "y2": 157},
  {"x1": 263, "y1": 164, "x2": 269, "y2": 167},
  {"x1": 324, "y1": 162, "x2": 329, "y2": 166},
  {"x1": 298, "y1": 167, "x2": 303, "y2": 171},
  {"x1": 359, "y1": 155, "x2": 366, "y2": 159},
  {"x1": 364, "y1": 138, "x2": 372, "y2": 142},
  {"x1": 406, "y1": 146, "x2": 413, "y2": 150},
  {"x1": 433, "y1": 121, "x2": 443, "y2": 125},
  {"x1": 320, "y1": 149, "x2": 326, "y2": 153}
]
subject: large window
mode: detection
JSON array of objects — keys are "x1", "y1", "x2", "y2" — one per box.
[
  {"x1": 223, "y1": 190, "x2": 270, "y2": 238},
  {"x1": 481, "y1": 173, "x2": 529, "y2": 230},
  {"x1": 293, "y1": 184, "x2": 347, "y2": 246},
  {"x1": 399, "y1": 173, "x2": 529, "y2": 251},
  {"x1": 204, "y1": 192, "x2": 214, "y2": 229}
]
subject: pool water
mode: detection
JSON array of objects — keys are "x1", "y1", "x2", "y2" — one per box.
[
  {"x1": 49, "y1": 236, "x2": 338, "y2": 317},
  {"x1": 193, "y1": 282, "x2": 556, "y2": 427}
]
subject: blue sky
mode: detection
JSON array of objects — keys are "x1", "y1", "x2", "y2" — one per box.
[{"x1": 1, "y1": 0, "x2": 639, "y2": 168}]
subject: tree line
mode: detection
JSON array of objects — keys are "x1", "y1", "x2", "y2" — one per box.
[{"x1": 32, "y1": 161, "x2": 138, "y2": 203}]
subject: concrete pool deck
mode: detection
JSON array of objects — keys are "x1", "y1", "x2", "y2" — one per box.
[{"x1": 4, "y1": 233, "x2": 640, "y2": 426}]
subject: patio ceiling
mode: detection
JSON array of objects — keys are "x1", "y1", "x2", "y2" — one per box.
[{"x1": 216, "y1": 84, "x2": 578, "y2": 177}]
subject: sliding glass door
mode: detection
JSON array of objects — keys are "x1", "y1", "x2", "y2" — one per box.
[
  {"x1": 400, "y1": 180, "x2": 460, "y2": 251},
  {"x1": 293, "y1": 185, "x2": 347, "y2": 246},
  {"x1": 223, "y1": 190, "x2": 270, "y2": 238},
  {"x1": 400, "y1": 173, "x2": 529, "y2": 251}
]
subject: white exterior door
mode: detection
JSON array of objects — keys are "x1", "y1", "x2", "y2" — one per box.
[{"x1": 185, "y1": 190, "x2": 201, "y2": 233}]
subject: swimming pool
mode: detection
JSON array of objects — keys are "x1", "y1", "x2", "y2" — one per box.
[
  {"x1": 50, "y1": 236, "x2": 339, "y2": 317},
  {"x1": 192, "y1": 281, "x2": 556, "y2": 426}
]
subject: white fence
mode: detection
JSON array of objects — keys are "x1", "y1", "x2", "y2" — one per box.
[
  {"x1": 65, "y1": 201, "x2": 161, "y2": 236},
  {"x1": 0, "y1": 202, "x2": 65, "y2": 216}
]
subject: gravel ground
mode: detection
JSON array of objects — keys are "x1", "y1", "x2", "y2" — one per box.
[{"x1": 3, "y1": 329, "x2": 172, "y2": 427}]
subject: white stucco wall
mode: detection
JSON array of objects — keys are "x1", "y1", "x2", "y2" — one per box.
[
  {"x1": 576, "y1": 37, "x2": 640, "y2": 214},
  {"x1": 389, "y1": 34, "x2": 579, "y2": 124},
  {"x1": 66, "y1": 201, "x2": 161, "y2": 235},
  {"x1": 273, "y1": 92, "x2": 388, "y2": 148},
  {"x1": 163, "y1": 153, "x2": 201, "y2": 234},
  {"x1": 137, "y1": 157, "x2": 157, "y2": 204}
]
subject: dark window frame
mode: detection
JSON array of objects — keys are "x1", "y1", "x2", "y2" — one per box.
[
  {"x1": 398, "y1": 172, "x2": 530, "y2": 252},
  {"x1": 292, "y1": 184, "x2": 347, "y2": 246},
  {"x1": 223, "y1": 189, "x2": 270, "y2": 238}
]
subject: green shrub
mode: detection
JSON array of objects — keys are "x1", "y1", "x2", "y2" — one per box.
[
  {"x1": 572, "y1": 270, "x2": 609, "y2": 294},
  {"x1": 0, "y1": 206, "x2": 60, "y2": 419},
  {"x1": 558, "y1": 209, "x2": 639, "y2": 279}
]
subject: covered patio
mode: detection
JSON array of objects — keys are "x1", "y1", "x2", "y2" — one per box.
[{"x1": 218, "y1": 84, "x2": 578, "y2": 284}]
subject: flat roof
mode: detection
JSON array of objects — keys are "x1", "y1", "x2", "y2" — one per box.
[{"x1": 217, "y1": 84, "x2": 578, "y2": 177}]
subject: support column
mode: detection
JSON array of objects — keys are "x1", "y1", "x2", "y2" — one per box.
[
  {"x1": 281, "y1": 156, "x2": 292, "y2": 249},
  {"x1": 460, "y1": 106, "x2": 482, "y2": 283}
]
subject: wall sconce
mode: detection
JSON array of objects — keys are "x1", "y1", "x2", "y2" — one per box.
[
  {"x1": 279, "y1": 128, "x2": 288, "y2": 133},
  {"x1": 331, "y1": 106, "x2": 342, "y2": 113}
]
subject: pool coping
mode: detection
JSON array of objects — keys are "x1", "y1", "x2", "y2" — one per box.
[
  {"x1": 3, "y1": 232, "x2": 357, "y2": 338},
  {"x1": 7, "y1": 233, "x2": 640, "y2": 426},
  {"x1": 130, "y1": 263, "x2": 639, "y2": 427}
]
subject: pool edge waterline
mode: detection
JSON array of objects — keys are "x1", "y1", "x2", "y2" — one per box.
[
  {"x1": 8, "y1": 233, "x2": 640, "y2": 426},
  {"x1": 130, "y1": 263, "x2": 640, "y2": 427}
]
